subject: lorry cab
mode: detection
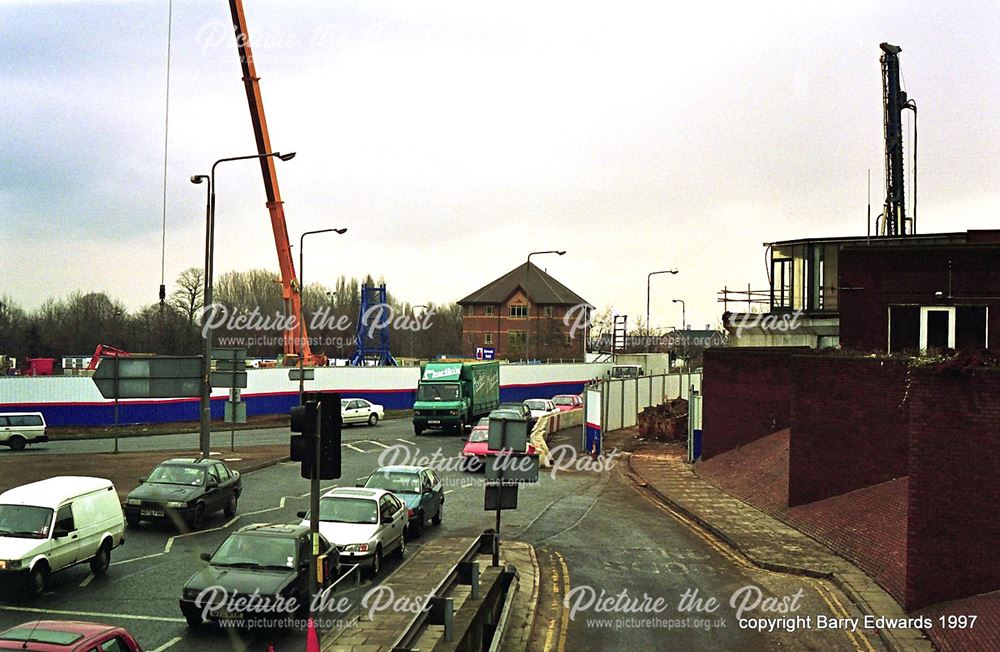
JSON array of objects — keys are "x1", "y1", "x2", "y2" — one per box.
[{"x1": 610, "y1": 364, "x2": 644, "y2": 379}]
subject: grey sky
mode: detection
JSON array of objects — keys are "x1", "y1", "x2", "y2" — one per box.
[{"x1": 1, "y1": 0, "x2": 998, "y2": 332}]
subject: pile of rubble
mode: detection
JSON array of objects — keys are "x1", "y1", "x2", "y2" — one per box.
[{"x1": 637, "y1": 397, "x2": 689, "y2": 441}]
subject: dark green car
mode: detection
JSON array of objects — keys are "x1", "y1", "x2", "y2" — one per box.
[
  {"x1": 179, "y1": 523, "x2": 339, "y2": 629},
  {"x1": 363, "y1": 466, "x2": 444, "y2": 539},
  {"x1": 123, "y1": 458, "x2": 241, "y2": 530}
]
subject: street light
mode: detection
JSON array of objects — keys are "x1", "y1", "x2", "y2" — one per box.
[
  {"x1": 192, "y1": 151, "x2": 295, "y2": 457},
  {"x1": 647, "y1": 269, "x2": 679, "y2": 338},
  {"x1": 411, "y1": 304, "x2": 428, "y2": 361},
  {"x1": 298, "y1": 228, "x2": 348, "y2": 405},
  {"x1": 525, "y1": 251, "x2": 566, "y2": 361},
  {"x1": 672, "y1": 299, "x2": 686, "y2": 331}
]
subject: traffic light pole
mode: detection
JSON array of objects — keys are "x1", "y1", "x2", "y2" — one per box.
[{"x1": 309, "y1": 403, "x2": 322, "y2": 622}]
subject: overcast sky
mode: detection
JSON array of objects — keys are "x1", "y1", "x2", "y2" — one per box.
[{"x1": 2, "y1": 0, "x2": 999, "y2": 332}]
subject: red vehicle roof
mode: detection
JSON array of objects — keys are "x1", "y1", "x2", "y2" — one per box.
[{"x1": 0, "y1": 621, "x2": 139, "y2": 651}]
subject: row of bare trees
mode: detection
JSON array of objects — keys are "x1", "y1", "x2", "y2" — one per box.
[{"x1": 0, "y1": 268, "x2": 463, "y2": 365}]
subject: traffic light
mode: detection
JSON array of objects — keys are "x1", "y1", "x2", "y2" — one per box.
[{"x1": 290, "y1": 392, "x2": 342, "y2": 480}]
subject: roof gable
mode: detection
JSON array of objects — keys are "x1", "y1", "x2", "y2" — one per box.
[{"x1": 458, "y1": 262, "x2": 590, "y2": 306}]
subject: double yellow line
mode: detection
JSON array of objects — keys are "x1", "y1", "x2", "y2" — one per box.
[{"x1": 542, "y1": 549, "x2": 570, "y2": 652}]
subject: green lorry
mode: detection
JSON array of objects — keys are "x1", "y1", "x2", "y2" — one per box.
[{"x1": 412, "y1": 361, "x2": 500, "y2": 435}]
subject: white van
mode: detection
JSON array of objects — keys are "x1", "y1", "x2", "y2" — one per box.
[
  {"x1": 0, "y1": 412, "x2": 48, "y2": 451},
  {"x1": 0, "y1": 476, "x2": 125, "y2": 595}
]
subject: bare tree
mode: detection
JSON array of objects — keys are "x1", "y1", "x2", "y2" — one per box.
[{"x1": 169, "y1": 267, "x2": 205, "y2": 325}]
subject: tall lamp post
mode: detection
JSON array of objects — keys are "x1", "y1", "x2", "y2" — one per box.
[
  {"x1": 298, "y1": 228, "x2": 348, "y2": 405},
  {"x1": 411, "y1": 305, "x2": 428, "y2": 361},
  {"x1": 525, "y1": 250, "x2": 566, "y2": 361},
  {"x1": 647, "y1": 269, "x2": 678, "y2": 338},
  {"x1": 191, "y1": 150, "x2": 296, "y2": 458},
  {"x1": 672, "y1": 299, "x2": 687, "y2": 331}
]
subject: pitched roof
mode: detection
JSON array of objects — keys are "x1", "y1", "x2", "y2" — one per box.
[{"x1": 458, "y1": 262, "x2": 590, "y2": 306}]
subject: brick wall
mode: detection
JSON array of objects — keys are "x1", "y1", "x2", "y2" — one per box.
[
  {"x1": 839, "y1": 245, "x2": 1000, "y2": 352},
  {"x1": 701, "y1": 347, "x2": 808, "y2": 459},
  {"x1": 788, "y1": 356, "x2": 909, "y2": 506},
  {"x1": 462, "y1": 302, "x2": 581, "y2": 360},
  {"x1": 905, "y1": 368, "x2": 1000, "y2": 609}
]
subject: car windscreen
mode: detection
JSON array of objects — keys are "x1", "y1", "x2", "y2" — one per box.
[
  {"x1": 524, "y1": 400, "x2": 547, "y2": 410},
  {"x1": 212, "y1": 533, "x2": 297, "y2": 569},
  {"x1": 146, "y1": 465, "x2": 205, "y2": 486},
  {"x1": 0, "y1": 628, "x2": 84, "y2": 645},
  {"x1": 417, "y1": 383, "x2": 460, "y2": 401},
  {"x1": 469, "y1": 429, "x2": 489, "y2": 443},
  {"x1": 365, "y1": 471, "x2": 421, "y2": 494},
  {"x1": 319, "y1": 497, "x2": 378, "y2": 524},
  {"x1": 0, "y1": 504, "x2": 54, "y2": 539},
  {"x1": 552, "y1": 396, "x2": 575, "y2": 405}
]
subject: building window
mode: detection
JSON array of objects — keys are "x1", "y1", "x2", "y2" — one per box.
[
  {"x1": 544, "y1": 306, "x2": 554, "y2": 317},
  {"x1": 463, "y1": 305, "x2": 472, "y2": 316},
  {"x1": 508, "y1": 331, "x2": 527, "y2": 346},
  {"x1": 484, "y1": 333, "x2": 493, "y2": 345},
  {"x1": 565, "y1": 334, "x2": 573, "y2": 344},
  {"x1": 889, "y1": 305, "x2": 987, "y2": 353},
  {"x1": 771, "y1": 258, "x2": 793, "y2": 310},
  {"x1": 509, "y1": 305, "x2": 528, "y2": 318},
  {"x1": 485, "y1": 305, "x2": 494, "y2": 317}
]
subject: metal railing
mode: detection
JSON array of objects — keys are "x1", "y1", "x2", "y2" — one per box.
[{"x1": 718, "y1": 285, "x2": 771, "y2": 313}]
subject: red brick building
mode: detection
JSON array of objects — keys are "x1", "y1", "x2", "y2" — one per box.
[{"x1": 457, "y1": 262, "x2": 590, "y2": 361}]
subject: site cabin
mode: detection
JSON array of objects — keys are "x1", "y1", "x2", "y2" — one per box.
[
  {"x1": 610, "y1": 364, "x2": 644, "y2": 379},
  {"x1": 412, "y1": 361, "x2": 500, "y2": 436}
]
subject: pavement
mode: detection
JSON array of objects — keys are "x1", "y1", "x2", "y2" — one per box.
[{"x1": 626, "y1": 441, "x2": 935, "y2": 652}]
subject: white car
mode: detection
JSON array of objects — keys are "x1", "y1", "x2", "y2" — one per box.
[
  {"x1": 341, "y1": 399, "x2": 385, "y2": 426},
  {"x1": 300, "y1": 487, "x2": 406, "y2": 577},
  {"x1": 0, "y1": 412, "x2": 48, "y2": 451},
  {"x1": 523, "y1": 399, "x2": 558, "y2": 421},
  {"x1": 0, "y1": 476, "x2": 125, "y2": 595}
]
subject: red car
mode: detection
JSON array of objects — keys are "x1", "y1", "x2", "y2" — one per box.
[
  {"x1": 0, "y1": 621, "x2": 142, "y2": 651},
  {"x1": 461, "y1": 418, "x2": 536, "y2": 472},
  {"x1": 552, "y1": 394, "x2": 583, "y2": 411}
]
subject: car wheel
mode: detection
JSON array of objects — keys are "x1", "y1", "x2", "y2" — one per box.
[
  {"x1": 368, "y1": 413, "x2": 379, "y2": 426},
  {"x1": 370, "y1": 546, "x2": 382, "y2": 577},
  {"x1": 8, "y1": 435, "x2": 26, "y2": 452},
  {"x1": 185, "y1": 614, "x2": 202, "y2": 628},
  {"x1": 26, "y1": 563, "x2": 48, "y2": 597},
  {"x1": 90, "y1": 542, "x2": 111, "y2": 575},
  {"x1": 411, "y1": 512, "x2": 423, "y2": 538},
  {"x1": 395, "y1": 535, "x2": 406, "y2": 559},
  {"x1": 191, "y1": 504, "x2": 206, "y2": 530},
  {"x1": 432, "y1": 504, "x2": 443, "y2": 526},
  {"x1": 224, "y1": 495, "x2": 238, "y2": 518},
  {"x1": 414, "y1": 425, "x2": 423, "y2": 436},
  {"x1": 125, "y1": 514, "x2": 141, "y2": 528}
]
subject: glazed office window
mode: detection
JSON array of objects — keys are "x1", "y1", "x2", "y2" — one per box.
[
  {"x1": 509, "y1": 305, "x2": 528, "y2": 318},
  {"x1": 771, "y1": 259, "x2": 793, "y2": 310},
  {"x1": 544, "y1": 306, "x2": 554, "y2": 317},
  {"x1": 485, "y1": 306, "x2": 494, "y2": 317},
  {"x1": 484, "y1": 333, "x2": 493, "y2": 345}
]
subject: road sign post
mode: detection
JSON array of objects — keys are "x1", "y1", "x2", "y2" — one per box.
[{"x1": 484, "y1": 414, "x2": 538, "y2": 566}]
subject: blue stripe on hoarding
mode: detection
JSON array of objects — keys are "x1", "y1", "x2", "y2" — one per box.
[{"x1": 0, "y1": 380, "x2": 586, "y2": 427}]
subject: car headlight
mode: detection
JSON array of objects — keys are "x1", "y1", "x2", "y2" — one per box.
[
  {"x1": 450, "y1": 410, "x2": 460, "y2": 415},
  {"x1": 0, "y1": 559, "x2": 22, "y2": 571},
  {"x1": 343, "y1": 543, "x2": 370, "y2": 553},
  {"x1": 166, "y1": 501, "x2": 187, "y2": 508},
  {"x1": 125, "y1": 498, "x2": 141, "y2": 506}
]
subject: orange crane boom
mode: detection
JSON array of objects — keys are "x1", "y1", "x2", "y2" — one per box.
[{"x1": 227, "y1": 0, "x2": 323, "y2": 366}]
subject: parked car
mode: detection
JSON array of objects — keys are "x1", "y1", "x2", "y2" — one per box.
[
  {"x1": 494, "y1": 403, "x2": 534, "y2": 427},
  {"x1": 179, "y1": 523, "x2": 338, "y2": 629},
  {"x1": 124, "y1": 458, "x2": 241, "y2": 530},
  {"x1": 0, "y1": 476, "x2": 125, "y2": 596},
  {"x1": 0, "y1": 412, "x2": 48, "y2": 451},
  {"x1": 461, "y1": 418, "x2": 537, "y2": 472},
  {"x1": 341, "y1": 398, "x2": 384, "y2": 426},
  {"x1": 362, "y1": 466, "x2": 444, "y2": 539},
  {"x1": 0, "y1": 621, "x2": 142, "y2": 651},
  {"x1": 523, "y1": 398, "x2": 559, "y2": 421},
  {"x1": 300, "y1": 487, "x2": 406, "y2": 578},
  {"x1": 552, "y1": 394, "x2": 583, "y2": 411}
]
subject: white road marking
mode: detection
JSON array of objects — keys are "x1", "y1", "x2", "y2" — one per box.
[
  {"x1": 0, "y1": 605, "x2": 185, "y2": 623},
  {"x1": 366, "y1": 440, "x2": 390, "y2": 449},
  {"x1": 444, "y1": 490, "x2": 454, "y2": 495},
  {"x1": 345, "y1": 444, "x2": 365, "y2": 453},
  {"x1": 79, "y1": 573, "x2": 95, "y2": 587},
  {"x1": 150, "y1": 636, "x2": 183, "y2": 652},
  {"x1": 395, "y1": 438, "x2": 416, "y2": 445}
]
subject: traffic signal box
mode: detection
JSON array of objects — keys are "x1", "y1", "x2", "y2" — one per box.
[{"x1": 290, "y1": 391, "x2": 342, "y2": 480}]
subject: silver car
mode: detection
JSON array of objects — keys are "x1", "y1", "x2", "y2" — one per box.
[{"x1": 300, "y1": 487, "x2": 406, "y2": 577}]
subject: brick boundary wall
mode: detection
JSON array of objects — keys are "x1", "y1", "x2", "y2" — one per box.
[
  {"x1": 905, "y1": 367, "x2": 1000, "y2": 610},
  {"x1": 788, "y1": 356, "x2": 910, "y2": 506},
  {"x1": 701, "y1": 347, "x2": 808, "y2": 460}
]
